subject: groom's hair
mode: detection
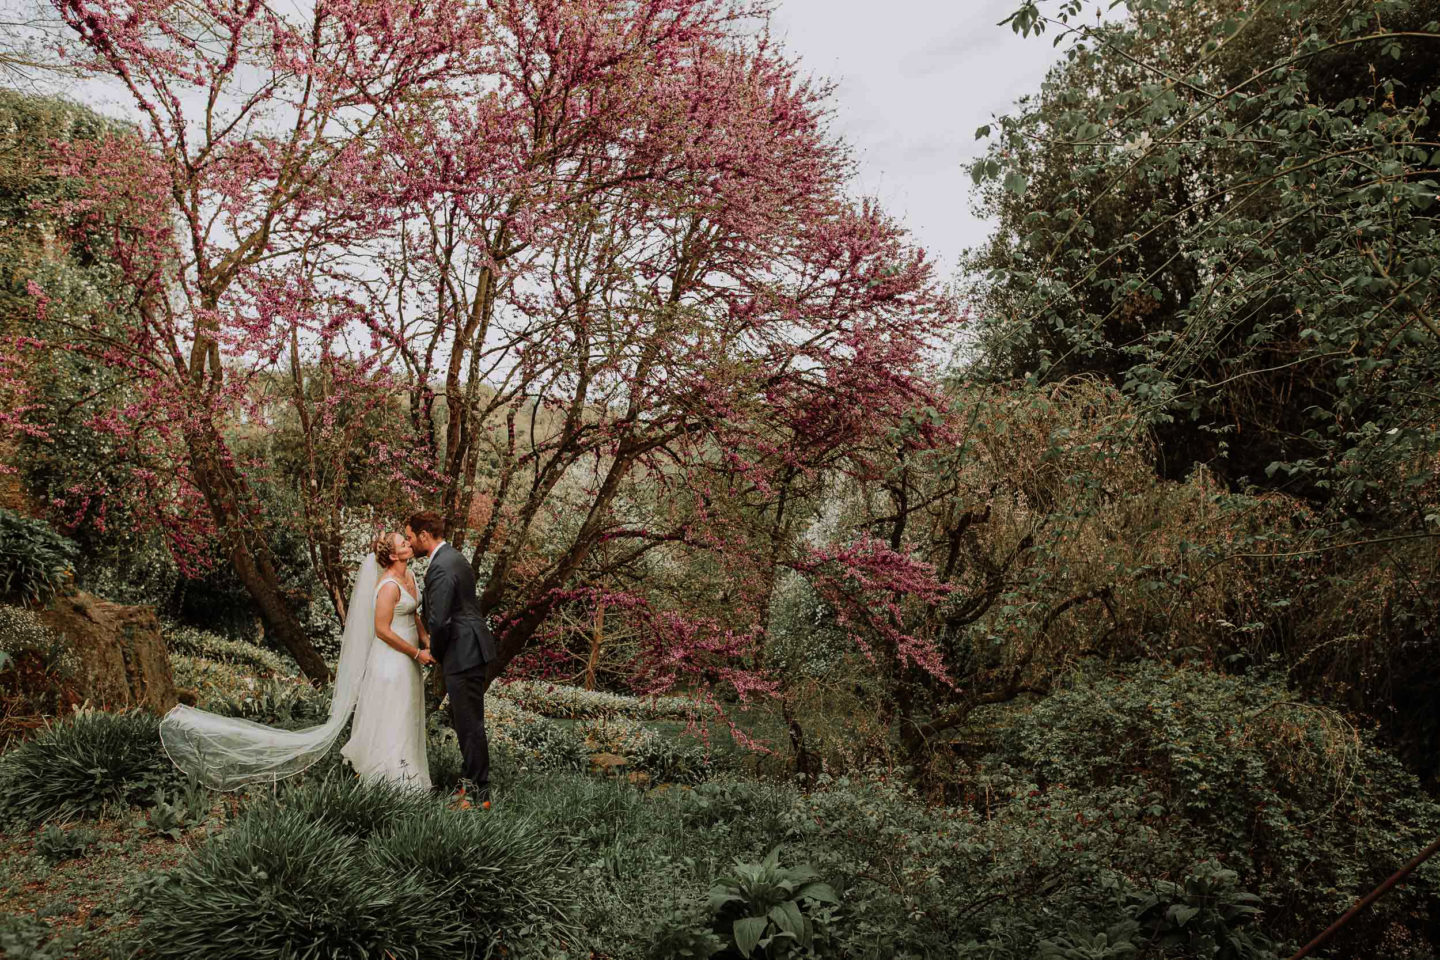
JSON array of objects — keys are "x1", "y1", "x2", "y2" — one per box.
[{"x1": 405, "y1": 510, "x2": 445, "y2": 539}]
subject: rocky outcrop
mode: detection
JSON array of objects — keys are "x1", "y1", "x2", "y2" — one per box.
[{"x1": 35, "y1": 592, "x2": 178, "y2": 713}]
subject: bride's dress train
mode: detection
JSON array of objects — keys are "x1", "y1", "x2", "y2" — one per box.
[
  {"x1": 342, "y1": 577, "x2": 430, "y2": 790},
  {"x1": 159, "y1": 555, "x2": 431, "y2": 792}
]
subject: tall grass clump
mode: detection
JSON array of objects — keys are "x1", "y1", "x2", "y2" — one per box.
[
  {"x1": 0, "y1": 508, "x2": 78, "y2": 603},
  {"x1": 0, "y1": 709, "x2": 178, "y2": 823},
  {"x1": 133, "y1": 775, "x2": 581, "y2": 959},
  {"x1": 136, "y1": 806, "x2": 433, "y2": 959}
]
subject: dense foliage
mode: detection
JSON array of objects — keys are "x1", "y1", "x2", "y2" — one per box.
[
  {"x1": 134, "y1": 776, "x2": 580, "y2": 960},
  {"x1": 0, "y1": 710, "x2": 180, "y2": 824},
  {"x1": 0, "y1": 508, "x2": 77, "y2": 603},
  {"x1": 965, "y1": 0, "x2": 1440, "y2": 769},
  {"x1": 2, "y1": 0, "x2": 1439, "y2": 957}
]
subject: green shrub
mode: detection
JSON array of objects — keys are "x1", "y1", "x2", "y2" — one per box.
[
  {"x1": 134, "y1": 775, "x2": 582, "y2": 959},
  {"x1": 273, "y1": 770, "x2": 421, "y2": 838},
  {"x1": 135, "y1": 806, "x2": 433, "y2": 959},
  {"x1": 632, "y1": 734, "x2": 724, "y2": 785},
  {"x1": 207, "y1": 676, "x2": 329, "y2": 728},
  {"x1": 0, "y1": 710, "x2": 180, "y2": 824},
  {"x1": 980, "y1": 663, "x2": 1440, "y2": 955},
  {"x1": 706, "y1": 848, "x2": 840, "y2": 959},
  {"x1": 372, "y1": 803, "x2": 583, "y2": 956},
  {"x1": 649, "y1": 911, "x2": 726, "y2": 960},
  {"x1": 145, "y1": 776, "x2": 213, "y2": 840},
  {"x1": 493, "y1": 712, "x2": 590, "y2": 773},
  {"x1": 32, "y1": 823, "x2": 98, "y2": 865},
  {"x1": 1126, "y1": 863, "x2": 1275, "y2": 960},
  {"x1": 679, "y1": 781, "x2": 792, "y2": 842},
  {"x1": 0, "y1": 509, "x2": 78, "y2": 603},
  {"x1": 162, "y1": 623, "x2": 291, "y2": 675},
  {"x1": 489, "y1": 770, "x2": 803, "y2": 958},
  {"x1": 1033, "y1": 865, "x2": 1278, "y2": 960}
]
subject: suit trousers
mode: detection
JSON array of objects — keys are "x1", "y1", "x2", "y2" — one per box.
[{"x1": 444, "y1": 663, "x2": 490, "y2": 794}]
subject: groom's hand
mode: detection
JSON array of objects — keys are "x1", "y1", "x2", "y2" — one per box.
[{"x1": 417, "y1": 649, "x2": 438, "y2": 667}]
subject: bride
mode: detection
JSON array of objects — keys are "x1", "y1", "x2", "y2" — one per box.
[{"x1": 160, "y1": 532, "x2": 434, "y2": 791}]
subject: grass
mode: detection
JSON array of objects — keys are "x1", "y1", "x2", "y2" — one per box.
[
  {"x1": 0, "y1": 644, "x2": 792, "y2": 959},
  {"x1": 0, "y1": 816, "x2": 198, "y2": 957}
]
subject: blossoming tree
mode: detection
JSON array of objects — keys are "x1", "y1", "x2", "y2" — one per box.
[{"x1": 38, "y1": 0, "x2": 960, "y2": 695}]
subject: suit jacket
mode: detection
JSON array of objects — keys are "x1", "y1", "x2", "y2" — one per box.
[{"x1": 423, "y1": 543, "x2": 496, "y2": 675}]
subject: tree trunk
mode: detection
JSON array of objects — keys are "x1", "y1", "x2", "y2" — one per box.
[
  {"x1": 226, "y1": 535, "x2": 330, "y2": 682},
  {"x1": 584, "y1": 602, "x2": 605, "y2": 691},
  {"x1": 781, "y1": 694, "x2": 818, "y2": 786},
  {"x1": 187, "y1": 423, "x2": 331, "y2": 683}
]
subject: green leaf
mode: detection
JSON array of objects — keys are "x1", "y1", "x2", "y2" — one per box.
[
  {"x1": 1167, "y1": 903, "x2": 1200, "y2": 926},
  {"x1": 733, "y1": 917, "x2": 768, "y2": 958},
  {"x1": 1004, "y1": 171, "x2": 1029, "y2": 195},
  {"x1": 798, "y1": 881, "x2": 840, "y2": 905},
  {"x1": 768, "y1": 901, "x2": 805, "y2": 938}
]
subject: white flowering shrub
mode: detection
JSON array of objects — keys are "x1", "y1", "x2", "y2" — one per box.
[
  {"x1": 492, "y1": 679, "x2": 699, "y2": 721},
  {"x1": 0, "y1": 604, "x2": 82, "y2": 721},
  {"x1": 0, "y1": 604, "x2": 78, "y2": 675},
  {"x1": 162, "y1": 622, "x2": 292, "y2": 676}
]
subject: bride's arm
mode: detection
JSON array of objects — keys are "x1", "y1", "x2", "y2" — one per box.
[{"x1": 374, "y1": 582, "x2": 432, "y2": 663}]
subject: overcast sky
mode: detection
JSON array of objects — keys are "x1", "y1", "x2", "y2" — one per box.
[{"x1": 771, "y1": 0, "x2": 1076, "y2": 279}]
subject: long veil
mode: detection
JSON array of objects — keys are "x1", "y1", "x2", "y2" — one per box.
[{"x1": 159, "y1": 556, "x2": 380, "y2": 789}]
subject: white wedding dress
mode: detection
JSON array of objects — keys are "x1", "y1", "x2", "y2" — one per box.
[
  {"x1": 159, "y1": 556, "x2": 431, "y2": 792},
  {"x1": 341, "y1": 577, "x2": 431, "y2": 790}
]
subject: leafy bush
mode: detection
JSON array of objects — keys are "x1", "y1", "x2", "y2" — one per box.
[
  {"x1": 0, "y1": 604, "x2": 80, "y2": 720},
  {"x1": 32, "y1": 823, "x2": 98, "y2": 865},
  {"x1": 146, "y1": 777, "x2": 212, "y2": 840},
  {"x1": 981, "y1": 663, "x2": 1440, "y2": 955},
  {"x1": 706, "y1": 848, "x2": 840, "y2": 959},
  {"x1": 206, "y1": 676, "x2": 329, "y2": 728},
  {"x1": 273, "y1": 769, "x2": 421, "y2": 838},
  {"x1": 631, "y1": 733, "x2": 725, "y2": 785},
  {"x1": 0, "y1": 710, "x2": 180, "y2": 824},
  {"x1": 679, "y1": 781, "x2": 792, "y2": 840},
  {"x1": 135, "y1": 805, "x2": 431, "y2": 959},
  {"x1": 162, "y1": 623, "x2": 291, "y2": 675},
  {"x1": 372, "y1": 803, "x2": 582, "y2": 956},
  {"x1": 490, "y1": 701, "x2": 591, "y2": 773},
  {"x1": 133, "y1": 775, "x2": 581, "y2": 959},
  {"x1": 0, "y1": 509, "x2": 78, "y2": 603},
  {"x1": 1126, "y1": 863, "x2": 1275, "y2": 960},
  {"x1": 649, "y1": 911, "x2": 726, "y2": 960},
  {"x1": 1035, "y1": 865, "x2": 1277, "y2": 960}
]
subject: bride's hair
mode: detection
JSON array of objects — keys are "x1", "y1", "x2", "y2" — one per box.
[{"x1": 372, "y1": 531, "x2": 403, "y2": 567}]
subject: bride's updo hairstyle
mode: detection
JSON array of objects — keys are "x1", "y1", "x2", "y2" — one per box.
[{"x1": 372, "y1": 532, "x2": 403, "y2": 567}]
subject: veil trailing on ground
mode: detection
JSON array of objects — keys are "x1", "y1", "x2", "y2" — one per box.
[{"x1": 159, "y1": 556, "x2": 380, "y2": 790}]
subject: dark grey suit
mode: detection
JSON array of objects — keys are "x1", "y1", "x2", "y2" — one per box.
[{"x1": 423, "y1": 542, "x2": 494, "y2": 793}]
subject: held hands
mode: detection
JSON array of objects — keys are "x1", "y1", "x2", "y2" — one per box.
[{"x1": 415, "y1": 647, "x2": 438, "y2": 667}]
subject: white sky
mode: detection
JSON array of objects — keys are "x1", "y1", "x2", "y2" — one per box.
[{"x1": 771, "y1": 0, "x2": 1085, "y2": 278}]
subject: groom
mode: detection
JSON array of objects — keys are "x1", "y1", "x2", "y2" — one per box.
[{"x1": 405, "y1": 511, "x2": 496, "y2": 803}]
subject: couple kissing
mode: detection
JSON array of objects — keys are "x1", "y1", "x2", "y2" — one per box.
[{"x1": 159, "y1": 511, "x2": 497, "y2": 805}]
